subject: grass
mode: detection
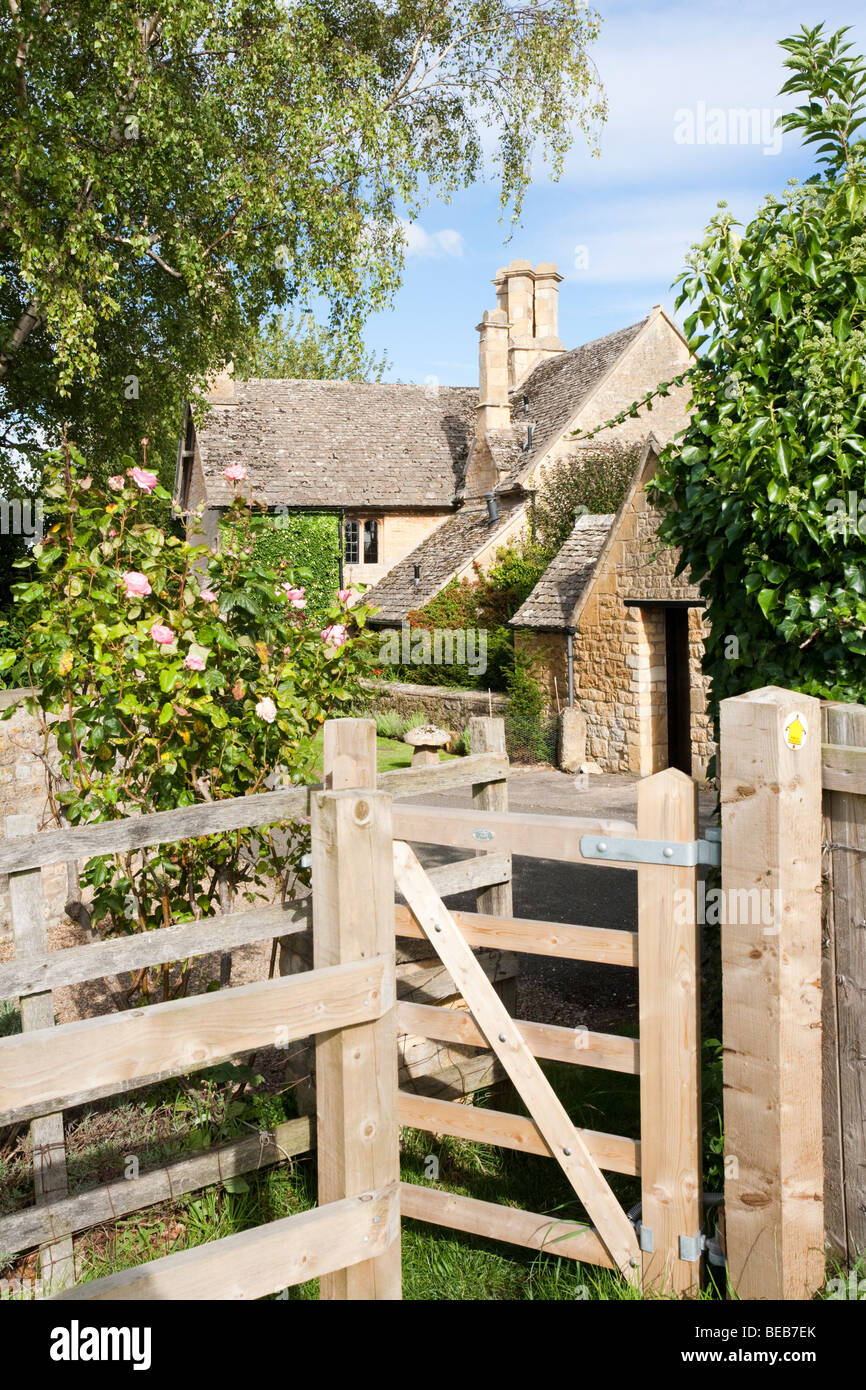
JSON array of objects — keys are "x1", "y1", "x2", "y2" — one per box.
[{"x1": 310, "y1": 727, "x2": 456, "y2": 775}]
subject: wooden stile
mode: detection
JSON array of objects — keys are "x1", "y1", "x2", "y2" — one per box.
[
  {"x1": 313, "y1": 785, "x2": 402, "y2": 1300},
  {"x1": 637, "y1": 770, "x2": 702, "y2": 1295},
  {"x1": 721, "y1": 686, "x2": 824, "y2": 1300}
]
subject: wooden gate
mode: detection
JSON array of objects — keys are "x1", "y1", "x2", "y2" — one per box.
[{"x1": 390, "y1": 764, "x2": 705, "y2": 1294}]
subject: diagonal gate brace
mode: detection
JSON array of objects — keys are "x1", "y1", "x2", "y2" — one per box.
[{"x1": 393, "y1": 840, "x2": 641, "y2": 1283}]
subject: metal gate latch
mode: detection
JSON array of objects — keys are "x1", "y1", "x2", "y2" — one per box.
[{"x1": 580, "y1": 826, "x2": 721, "y2": 868}]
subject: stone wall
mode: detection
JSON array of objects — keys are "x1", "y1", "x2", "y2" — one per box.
[
  {"x1": 360, "y1": 679, "x2": 507, "y2": 737},
  {"x1": 0, "y1": 691, "x2": 68, "y2": 939},
  {"x1": 516, "y1": 458, "x2": 714, "y2": 780}
]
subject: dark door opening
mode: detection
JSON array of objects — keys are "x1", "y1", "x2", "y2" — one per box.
[{"x1": 665, "y1": 607, "x2": 692, "y2": 775}]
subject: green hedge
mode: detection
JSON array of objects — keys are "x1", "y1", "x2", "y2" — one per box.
[{"x1": 252, "y1": 512, "x2": 341, "y2": 621}]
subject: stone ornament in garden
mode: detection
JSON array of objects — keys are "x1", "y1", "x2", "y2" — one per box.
[{"x1": 404, "y1": 724, "x2": 452, "y2": 767}]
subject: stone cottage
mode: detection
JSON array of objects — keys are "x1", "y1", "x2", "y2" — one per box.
[
  {"x1": 176, "y1": 258, "x2": 711, "y2": 776},
  {"x1": 176, "y1": 260, "x2": 691, "y2": 595},
  {"x1": 510, "y1": 437, "x2": 713, "y2": 780}
]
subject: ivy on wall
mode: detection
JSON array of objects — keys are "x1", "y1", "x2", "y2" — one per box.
[{"x1": 252, "y1": 513, "x2": 342, "y2": 621}]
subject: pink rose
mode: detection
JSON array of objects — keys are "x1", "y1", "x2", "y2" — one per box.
[
  {"x1": 255, "y1": 696, "x2": 277, "y2": 723},
  {"x1": 109, "y1": 528, "x2": 116, "y2": 538},
  {"x1": 224, "y1": 463, "x2": 247, "y2": 483},
  {"x1": 337, "y1": 588, "x2": 354, "y2": 604},
  {"x1": 279, "y1": 583, "x2": 307, "y2": 610},
  {"x1": 321, "y1": 623, "x2": 348, "y2": 649},
  {"x1": 150, "y1": 623, "x2": 176, "y2": 645},
  {"x1": 198, "y1": 588, "x2": 217, "y2": 604},
  {"x1": 108, "y1": 475, "x2": 124, "y2": 492},
  {"x1": 129, "y1": 466, "x2": 158, "y2": 492},
  {"x1": 122, "y1": 571, "x2": 152, "y2": 598},
  {"x1": 184, "y1": 654, "x2": 206, "y2": 671}
]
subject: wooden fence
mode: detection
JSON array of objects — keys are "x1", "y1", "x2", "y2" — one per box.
[
  {"x1": 0, "y1": 782, "x2": 403, "y2": 1299},
  {"x1": 1, "y1": 696, "x2": 860, "y2": 1300},
  {"x1": 720, "y1": 686, "x2": 866, "y2": 1299},
  {"x1": 0, "y1": 721, "x2": 512, "y2": 1297}
]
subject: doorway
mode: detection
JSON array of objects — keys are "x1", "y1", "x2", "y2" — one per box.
[{"x1": 664, "y1": 607, "x2": 692, "y2": 775}]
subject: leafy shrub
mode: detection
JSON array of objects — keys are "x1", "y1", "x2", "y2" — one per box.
[
  {"x1": 504, "y1": 647, "x2": 555, "y2": 762},
  {"x1": 533, "y1": 442, "x2": 639, "y2": 556},
  {"x1": 0, "y1": 446, "x2": 377, "y2": 1001},
  {"x1": 652, "y1": 25, "x2": 866, "y2": 716},
  {"x1": 398, "y1": 537, "x2": 548, "y2": 691}
]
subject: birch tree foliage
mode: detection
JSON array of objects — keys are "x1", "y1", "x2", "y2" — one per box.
[{"x1": 0, "y1": 0, "x2": 606, "y2": 478}]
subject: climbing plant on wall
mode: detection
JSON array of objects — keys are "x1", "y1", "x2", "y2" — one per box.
[{"x1": 252, "y1": 513, "x2": 342, "y2": 621}]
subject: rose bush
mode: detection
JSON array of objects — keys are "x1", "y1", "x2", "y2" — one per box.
[{"x1": 0, "y1": 445, "x2": 376, "y2": 1000}]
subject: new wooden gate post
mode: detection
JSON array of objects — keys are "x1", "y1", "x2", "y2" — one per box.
[
  {"x1": 637, "y1": 769, "x2": 702, "y2": 1294},
  {"x1": 720, "y1": 687, "x2": 824, "y2": 1299},
  {"x1": 311, "y1": 785, "x2": 401, "y2": 1299},
  {"x1": 6, "y1": 812, "x2": 74, "y2": 1293}
]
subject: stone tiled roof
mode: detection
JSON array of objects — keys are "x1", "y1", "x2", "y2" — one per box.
[
  {"x1": 510, "y1": 513, "x2": 615, "y2": 630},
  {"x1": 495, "y1": 318, "x2": 649, "y2": 490},
  {"x1": 365, "y1": 497, "x2": 527, "y2": 626},
  {"x1": 194, "y1": 379, "x2": 478, "y2": 509}
]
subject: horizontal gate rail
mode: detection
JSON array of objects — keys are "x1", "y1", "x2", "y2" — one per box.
[
  {"x1": 398, "y1": 1092, "x2": 640, "y2": 1174},
  {"x1": 397, "y1": 999, "x2": 639, "y2": 1074},
  {"x1": 401, "y1": 1183, "x2": 615, "y2": 1270},
  {"x1": 393, "y1": 804, "x2": 639, "y2": 866},
  {"x1": 395, "y1": 904, "x2": 638, "y2": 966}
]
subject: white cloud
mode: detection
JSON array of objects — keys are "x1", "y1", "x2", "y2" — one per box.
[{"x1": 401, "y1": 221, "x2": 465, "y2": 259}]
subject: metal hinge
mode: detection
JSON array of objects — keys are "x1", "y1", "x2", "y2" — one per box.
[
  {"x1": 581, "y1": 825, "x2": 721, "y2": 869},
  {"x1": 679, "y1": 1231, "x2": 727, "y2": 1266}
]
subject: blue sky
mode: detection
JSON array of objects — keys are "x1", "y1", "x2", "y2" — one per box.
[{"x1": 363, "y1": 1, "x2": 863, "y2": 385}]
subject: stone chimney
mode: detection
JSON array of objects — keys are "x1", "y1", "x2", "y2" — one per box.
[
  {"x1": 476, "y1": 308, "x2": 510, "y2": 434},
  {"x1": 463, "y1": 261, "x2": 566, "y2": 497},
  {"x1": 205, "y1": 360, "x2": 235, "y2": 404},
  {"x1": 492, "y1": 260, "x2": 565, "y2": 387}
]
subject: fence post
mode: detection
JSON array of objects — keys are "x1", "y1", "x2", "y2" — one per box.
[
  {"x1": 820, "y1": 700, "x2": 866, "y2": 1265},
  {"x1": 311, "y1": 785, "x2": 401, "y2": 1299},
  {"x1": 720, "y1": 686, "x2": 824, "y2": 1299},
  {"x1": 323, "y1": 716, "x2": 377, "y2": 790},
  {"x1": 469, "y1": 716, "x2": 516, "y2": 1012},
  {"x1": 637, "y1": 769, "x2": 702, "y2": 1294},
  {"x1": 6, "y1": 812, "x2": 74, "y2": 1293}
]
